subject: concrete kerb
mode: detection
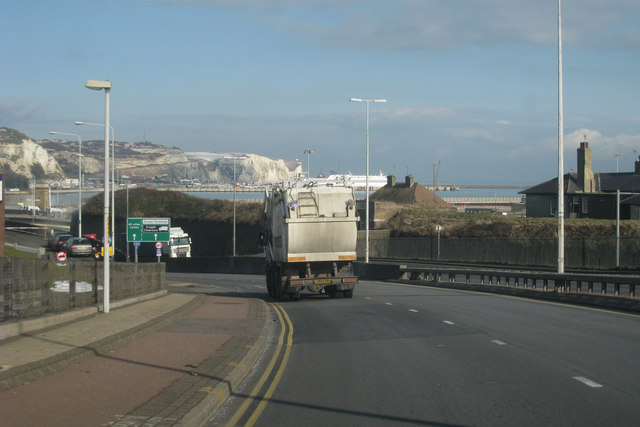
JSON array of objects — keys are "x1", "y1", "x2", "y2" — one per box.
[
  {"x1": 0, "y1": 293, "x2": 204, "y2": 391},
  {"x1": 177, "y1": 298, "x2": 273, "y2": 427}
]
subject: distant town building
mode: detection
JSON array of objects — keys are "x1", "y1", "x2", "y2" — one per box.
[
  {"x1": 521, "y1": 141, "x2": 640, "y2": 219},
  {"x1": 370, "y1": 175, "x2": 452, "y2": 209},
  {"x1": 355, "y1": 175, "x2": 453, "y2": 229}
]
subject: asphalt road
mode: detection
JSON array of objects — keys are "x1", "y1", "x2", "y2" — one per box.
[
  {"x1": 4, "y1": 230, "x2": 49, "y2": 249},
  {"x1": 191, "y1": 274, "x2": 640, "y2": 427}
]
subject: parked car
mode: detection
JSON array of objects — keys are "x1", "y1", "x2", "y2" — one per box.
[
  {"x1": 85, "y1": 236, "x2": 103, "y2": 259},
  {"x1": 61, "y1": 237, "x2": 95, "y2": 257},
  {"x1": 50, "y1": 231, "x2": 74, "y2": 251}
]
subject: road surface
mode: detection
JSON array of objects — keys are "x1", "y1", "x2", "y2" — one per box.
[{"x1": 192, "y1": 273, "x2": 640, "y2": 427}]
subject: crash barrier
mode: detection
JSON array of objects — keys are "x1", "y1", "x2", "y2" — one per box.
[
  {"x1": 398, "y1": 265, "x2": 640, "y2": 312},
  {"x1": 166, "y1": 256, "x2": 265, "y2": 275},
  {"x1": 353, "y1": 261, "x2": 404, "y2": 280},
  {"x1": 0, "y1": 258, "x2": 165, "y2": 322},
  {"x1": 167, "y1": 257, "x2": 406, "y2": 279},
  {"x1": 4, "y1": 242, "x2": 42, "y2": 256}
]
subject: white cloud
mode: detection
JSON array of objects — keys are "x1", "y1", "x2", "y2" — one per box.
[
  {"x1": 0, "y1": 98, "x2": 43, "y2": 123},
  {"x1": 565, "y1": 128, "x2": 603, "y2": 149},
  {"x1": 206, "y1": 0, "x2": 640, "y2": 50}
]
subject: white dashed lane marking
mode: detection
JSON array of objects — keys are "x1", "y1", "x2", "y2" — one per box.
[
  {"x1": 443, "y1": 320, "x2": 455, "y2": 325},
  {"x1": 492, "y1": 340, "x2": 507, "y2": 346},
  {"x1": 573, "y1": 376, "x2": 603, "y2": 388},
  {"x1": 385, "y1": 302, "x2": 393, "y2": 306},
  {"x1": 409, "y1": 309, "x2": 419, "y2": 313}
]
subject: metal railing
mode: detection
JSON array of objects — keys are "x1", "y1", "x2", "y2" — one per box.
[
  {"x1": 399, "y1": 265, "x2": 640, "y2": 299},
  {"x1": 5, "y1": 242, "x2": 42, "y2": 256}
]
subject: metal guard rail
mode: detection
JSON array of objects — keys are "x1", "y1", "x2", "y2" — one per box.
[{"x1": 399, "y1": 266, "x2": 640, "y2": 299}]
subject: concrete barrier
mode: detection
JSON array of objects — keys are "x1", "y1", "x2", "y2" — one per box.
[
  {"x1": 166, "y1": 256, "x2": 265, "y2": 275},
  {"x1": 353, "y1": 261, "x2": 405, "y2": 281}
]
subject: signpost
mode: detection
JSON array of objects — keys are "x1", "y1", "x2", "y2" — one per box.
[
  {"x1": 56, "y1": 251, "x2": 67, "y2": 262},
  {"x1": 127, "y1": 218, "x2": 170, "y2": 263},
  {"x1": 155, "y1": 242, "x2": 163, "y2": 263},
  {"x1": 127, "y1": 217, "x2": 171, "y2": 242}
]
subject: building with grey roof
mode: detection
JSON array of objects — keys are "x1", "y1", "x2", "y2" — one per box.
[{"x1": 521, "y1": 142, "x2": 640, "y2": 219}]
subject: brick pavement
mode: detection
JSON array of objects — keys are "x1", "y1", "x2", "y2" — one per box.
[{"x1": 0, "y1": 288, "x2": 271, "y2": 426}]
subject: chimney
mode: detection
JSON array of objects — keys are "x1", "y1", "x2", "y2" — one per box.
[
  {"x1": 405, "y1": 175, "x2": 414, "y2": 188},
  {"x1": 387, "y1": 175, "x2": 396, "y2": 187},
  {"x1": 635, "y1": 156, "x2": 640, "y2": 175},
  {"x1": 577, "y1": 141, "x2": 595, "y2": 192}
]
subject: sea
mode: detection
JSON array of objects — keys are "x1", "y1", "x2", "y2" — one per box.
[{"x1": 8, "y1": 186, "x2": 526, "y2": 209}]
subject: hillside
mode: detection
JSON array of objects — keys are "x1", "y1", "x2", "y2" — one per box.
[
  {"x1": 0, "y1": 127, "x2": 65, "y2": 180},
  {"x1": 80, "y1": 188, "x2": 264, "y2": 257},
  {"x1": 83, "y1": 187, "x2": 263, "y2": 225},
  {"x1": 0, "y1": 127, "x2": 299, "y2": 188},
  {"x1": 386, "y1": 207, "x2": 640, "y2": 239}
]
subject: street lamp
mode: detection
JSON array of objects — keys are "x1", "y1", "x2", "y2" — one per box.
[
  {"x1": 225, "y1": 155, "x2": 245, "y2": 257},
  {"x1": 304, "y1": 148, "x2": 314, "y2": 178},
  {"x1": 349, "y1": 97, "x2": 387, "y2": 263},
  {"x1": 85, "y1": 79, "x2": 112, "y2": 313},
  {"x1": 75, "y1": 121, "x2": 116, "y2": 247},
  {"x1": 49, "y1": 131, "x2": 83, "y2": 238},
  {"x1": 557, "y1": 0, "x2": 565, "y2": 274}
]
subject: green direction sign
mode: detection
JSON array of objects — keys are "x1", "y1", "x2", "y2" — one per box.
[{"x1": 127, "y1": 217, "x2": 171, "y2": 242}]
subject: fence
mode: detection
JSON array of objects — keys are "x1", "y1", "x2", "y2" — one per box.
[
  {"x1": 359, "y1": 236, "x2": 640, "y2": 269},
  {"x1": 0, "y1": 258, "x2": 165, "y2": 322}
]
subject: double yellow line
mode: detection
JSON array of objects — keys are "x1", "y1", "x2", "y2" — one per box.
[{"x1": 226, "y1": 303, "x2": 293, "y2": 427}]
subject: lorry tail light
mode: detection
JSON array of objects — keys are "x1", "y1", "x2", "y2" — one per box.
[{"x1": 342, "y1": 277, "x2": 358, "y2": 284}]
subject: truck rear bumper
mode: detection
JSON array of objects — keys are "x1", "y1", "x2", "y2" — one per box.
[{"x1": 287, "y1": 276, "x2": 357, "y2": 288}]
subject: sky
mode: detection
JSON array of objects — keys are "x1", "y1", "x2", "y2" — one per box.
[{"x1": 2, "y1": 0, "x2": 639, "y2": 186}]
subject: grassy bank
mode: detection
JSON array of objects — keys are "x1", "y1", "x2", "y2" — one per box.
[
  {"x1": 4, "y1": 246, "x2": 38, "y2": 259},
  {"x1": 385, "y1": 205, "x2": 640, "y2": 239}
]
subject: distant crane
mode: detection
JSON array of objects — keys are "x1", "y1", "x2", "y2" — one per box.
[{"x1": 432, "y1": 161, "x2": 441, "y2": 187}]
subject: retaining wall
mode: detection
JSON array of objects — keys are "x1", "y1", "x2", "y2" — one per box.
[{"x1": 0, "y1": 258, "x2": 165, "y2": 322}]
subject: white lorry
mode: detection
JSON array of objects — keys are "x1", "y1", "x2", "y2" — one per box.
[
  {"x1": 262, "y1": 180, "x2": 359, "y2": 301},
  {"x1": 163, "y1": 227, "x2": 192, "y2": 258}
]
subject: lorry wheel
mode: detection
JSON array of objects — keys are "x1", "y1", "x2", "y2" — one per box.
[
  {"x1": 326, "y1": 286, "x2": 339, "y2": 299},
  {"x1": 274, "y1": 267, "x2": 283, "y2": 300},
  {"x1": 267, "y1": 277, "x2": 273, "y2": 298},
  {"x1": 266, "y1": 266, "x2": 273, "y2": 297},
  {"x1": 291, "y1": 290, "x2": 300, "y2": 301},
  {"x1": 343, "y1": 289, "x2": 354, "y2": 299}
]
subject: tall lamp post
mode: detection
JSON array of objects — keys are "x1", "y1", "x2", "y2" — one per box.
[
  {"x1": 225, "y1": 155, "x2": 244, "y2": 256},
  {"x1": 349, "y1": 97, "x2": 387, "y2": 263},
  {"x1": 76, "y1": 121, "x2": 115, "y2": 251},
  {"x1": 557, "y1": 0, "x2": 565, "y2": 274},
  {"x1": 85, "y1": 79, "x2": 112, "y2": 313},
  {"x1": 49, "y1": 131, "x2": 82, "y2": 237},
  {"x1": 304, "y1": 148, "x2": 313, "y2": 178}
]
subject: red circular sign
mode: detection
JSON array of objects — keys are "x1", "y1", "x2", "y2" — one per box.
[
  {"x1": 56, "y1": 251, "x2": 67, "y2": 261},
  {"x1": 155, "y1": 242, "x2": 163, "y2": 249}
]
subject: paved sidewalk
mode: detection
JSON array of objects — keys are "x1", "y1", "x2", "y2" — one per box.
[{"x1": 0, "y1": 285, "x2": 272, "y2": 426}]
